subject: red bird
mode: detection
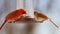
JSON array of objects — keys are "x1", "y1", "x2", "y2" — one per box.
[{"x1": 0, "y1": 9, "x2": 26, "y2": 30}]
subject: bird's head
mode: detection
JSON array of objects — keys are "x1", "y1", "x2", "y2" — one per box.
[{"x1": 18, "y1": 9, "x2": 26, "y2": 14}]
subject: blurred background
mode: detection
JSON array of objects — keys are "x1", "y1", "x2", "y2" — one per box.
[{"x1": 0, "y1": 0, "x2": 60, "y2": 34}]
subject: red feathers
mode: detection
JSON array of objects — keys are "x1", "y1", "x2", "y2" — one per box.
[{"x1": 0, "y1": 9, "x2": 26, "y2": 30}]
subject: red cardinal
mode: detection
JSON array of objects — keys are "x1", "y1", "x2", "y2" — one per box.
[{"x1": 0, "y1": 9, "x2": 26, "y2": 30}]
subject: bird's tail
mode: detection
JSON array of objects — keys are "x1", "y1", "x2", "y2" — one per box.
[
  {"x1": 48, "y1": 18, "x2": 59, "y2": 28},
  {"x1": 0, "y1": 20, "x2": 7, "y2": 30}
]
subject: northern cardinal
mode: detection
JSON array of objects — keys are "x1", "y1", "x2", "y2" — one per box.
[
  {"x1": 34, "y1": 10, "x2": 59, "y2": 28},
  {"x1": 0, "y1": 9, "x2": 26, "y2": 30}
]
